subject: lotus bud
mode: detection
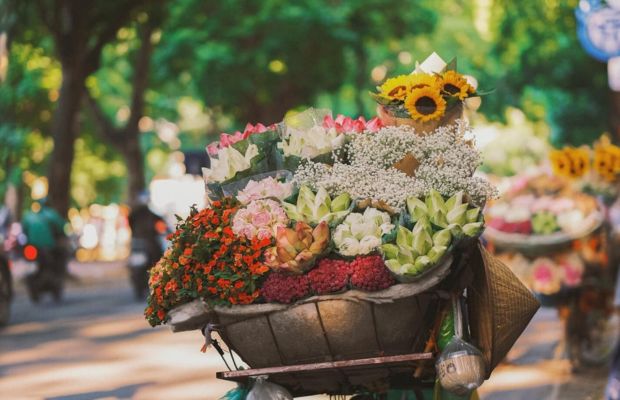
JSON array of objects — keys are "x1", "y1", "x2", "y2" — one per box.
[
  {"x1": 381, "y1": 243, "x2": 400, "y2": 259},
  {"x1": 295, "y1": 222, "x2": 314, "y2": 249},
  {"x1": 446, "y1": 203, "x2": 468, "y2": 226},
  {"x1": 309, "y1": 221, "x2": 330, "y2": 252},
  {"x1": 412, "y1": 229, "x2": 432, "y2": 256},
  {"x1": 462, "y1": 222, "x2": 484, "y2": 237},
  {"x1": 406, "y1": 197, "x2": 428, "y2": 222},
  {"x1": 331, "y1": 193, "x2": 351, "y2": 212},
  {"x1": 432, "y1": 229, "x2": 452, "y2": 247},
  {"x1": 466, "y1": 207, "x2": 480, "y2": 223},
  {"x1": 414, "y1": 255, "x2": 432, "y2": 271},
  {"x1": 430, "y1": 210, "x2": 448, "y2": 228},
  {"x1": 385, "y1": 259, "x2": 402, "y2": 273},
  {"x1": 313, "y1": 187, "x2": 331, "y2": 220},
  {"x1": 282, "y1": 202, "x2": 303, "y2": 222},
  {"x1": 426, "y1": 189, "x2": 447, "y2": 217},
  {"x1": 447, "y1": 223, "x2": 463, "y2": 237},
  {"x1": 266, "y1": 221, "x2": 329, "y2": 274},
  {"x1": 445, "y1": 191, "x2": 464, "y2": 211},
  {"x1": 402, "y1": 263, "x2": 420, "y2": 275},
  {"x1": 396, "y1": 226, "x2": 414, "y2": 250},
  {"x1": 428, "y1": 245, "x2": 448, "y2": 263},
  {"x1": 398, "y1": 249, "x2": 416, "y2": 265}
]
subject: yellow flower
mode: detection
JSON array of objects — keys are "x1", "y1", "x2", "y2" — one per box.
[
  {"x1": 593, "y1": 150, "x2": 616, "y2": 182},
  {"x1": 404, "y1": 86, "x2": 446, "y2": 122},
  {"x1": 594, "y1": 136, "x2": 620, "y2": 175},
  {"x1": 440, "y1": 70, "x2": 472, "y2": 100},
  {"x1": 409, "y1": 73, "x2": 439, "y2": 90},
  {"x1": 378, "y1": 75, "x2": 411, "y2": 101},
  {"x1": 549, "y1": 148, "x2": 589, "y2": 179}
]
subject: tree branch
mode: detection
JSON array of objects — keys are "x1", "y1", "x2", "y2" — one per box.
[
  {"x1": 125, "y1": 19, "x2": 155, "y2": 133},
  {"x1": 85, "y1": 92, "x2": 124, "y2": 149},
  {"x1": 84, "y1": 0, "x2": 151, "y2": 74}
]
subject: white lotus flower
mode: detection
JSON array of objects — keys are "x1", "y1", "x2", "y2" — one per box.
[
  {"x1": 280, "y1": 125, "x2": 345, "y2": 159},
  {"x1": 203, "y1": 144, "x2": 259, "y2": 183},
  {"x1": 333, "y1": 207, "x2": 394, "y2": 256}
]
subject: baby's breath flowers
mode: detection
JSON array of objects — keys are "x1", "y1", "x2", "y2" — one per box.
[{"x1": 295, "y1": 120, "x2": 495, "y2": 209}]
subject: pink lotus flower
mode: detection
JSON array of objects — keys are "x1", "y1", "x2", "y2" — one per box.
[
  {"x1": 207, "y1": 122, "x2": 276, "y2": 156},
  {"x1": 264, "y1": 221, "x2": 330, "y2": 274},
  {"x1": 322, "y1": 114, "x2": 383, "y2": 134}
]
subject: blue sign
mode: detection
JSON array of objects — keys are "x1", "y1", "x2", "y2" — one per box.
[{"x1": 576, "y1": 0, "x2": 620, "y2": 61}]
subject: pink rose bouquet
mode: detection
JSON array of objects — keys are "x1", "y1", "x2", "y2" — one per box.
[
  {"x1": 232, "y1": 199, "x2": 289, "y2": 240},
  {"x1": 207, "y1": 122, "x2": 276, "y2": 156}
]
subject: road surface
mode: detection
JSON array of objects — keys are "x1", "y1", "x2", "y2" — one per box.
[{"x1": 0, "y1": 260, "x2": 611, "y2": 399}]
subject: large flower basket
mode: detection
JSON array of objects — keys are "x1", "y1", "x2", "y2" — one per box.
[{"x1": 168, "y1": 242, "x2": 538, "y2": 395}]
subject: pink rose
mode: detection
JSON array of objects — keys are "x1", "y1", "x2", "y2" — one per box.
[{"x1": 252, "y1": 211, "x2": 272, "y2": 227}]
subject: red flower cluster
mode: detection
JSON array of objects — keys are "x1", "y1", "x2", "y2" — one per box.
[
  {"x1": 263, "y1": 255, "x2": 396, "y2": 304},
  {"x1": 262, "y1": 272, "x2": 310, "y2": 304},
  {"x1": 145, "y1": 199, "x2": 272, "y2": 327},
  {"x1": 350, "y1": 255, "x2": 395, "y2": 291},
  {"x1": 307, "y1": 258, "x2": 351, "y2": 294}
]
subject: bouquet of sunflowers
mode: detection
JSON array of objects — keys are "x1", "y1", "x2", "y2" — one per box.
[
  {"x1": 372, "y1": 53, "x2": 481, "y2": 133},
  {"x1": 549, "y1": 135, "x2": 620, "y2": 203}
]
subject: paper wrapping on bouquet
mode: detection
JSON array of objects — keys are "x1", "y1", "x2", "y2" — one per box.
[
  {"x1": 467, "y1": 244, "x2": 540, "y2": 375},
  {"x1": 377, "y1": 102, "x2": 463, "y2": 135}
]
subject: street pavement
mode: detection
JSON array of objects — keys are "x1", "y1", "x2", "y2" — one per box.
[{"x1": 0, "y1": 259, "x2": 612, "y2": 400}]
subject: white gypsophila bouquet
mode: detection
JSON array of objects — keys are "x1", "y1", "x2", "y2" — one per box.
[{"x1": 294, "y1": 120, "x2": 496, "y2": 209}]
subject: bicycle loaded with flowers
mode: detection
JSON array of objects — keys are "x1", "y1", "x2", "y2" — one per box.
[{"x1": 144, "y1": 54, "x2": 538, "y2": 398}]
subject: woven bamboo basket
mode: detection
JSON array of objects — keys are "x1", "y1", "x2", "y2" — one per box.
[
  {"x1": 169, "y1": 241, "x2": 539, "y2": 393},
  {"x1": 377, "y1": 103, "x2": 463, "y2": 135}
]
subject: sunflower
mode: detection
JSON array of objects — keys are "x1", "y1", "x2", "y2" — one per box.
[
  {"x1": 440, "y1": 70, "x2": 472, "y2": 100},
  {"x1": 593, "y1": 150, "x2": 617, "y2": 181},
  {"x1": 404, "y1": 86, "x2": 446, "y2": 122},
  {"x1": 549, "y1": 148, "x2": 589, "y2": 179},
  {"x1": 408, "y1": 73, "x2": 439, "y2": 90},
  {"x1": 378, "y1": 75, "x2": 411, "y2": 101}
]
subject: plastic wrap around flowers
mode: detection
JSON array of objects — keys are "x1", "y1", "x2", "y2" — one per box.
[{"x1": 148, "y1": 103, "x2": 494, "y2": 327}]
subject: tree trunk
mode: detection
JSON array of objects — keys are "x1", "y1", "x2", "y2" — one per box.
[
  {"x1": 122, "y1": 135, "x2": 145, "y2": 206},
  {"x1": 612, "y1": 90, "x2": 620, "y2": 143},
  {"x1": 46, "y1": 64, "x2": 86, "y2": 215}
]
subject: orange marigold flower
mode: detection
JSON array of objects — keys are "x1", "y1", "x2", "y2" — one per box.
[{"x1": 157, "y1": 309, "x2": 166, "y2": 320}]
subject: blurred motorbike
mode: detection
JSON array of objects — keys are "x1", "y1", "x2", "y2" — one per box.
[
  {"x1": 128, "y1": 218, "x2": 168, "y2": 299},
  {"x1": 23, "y1": 243, "x2": 66, "y2": 303},
  {"x1": 0, "y1": 248, "x2": 12, "y2": 326}
]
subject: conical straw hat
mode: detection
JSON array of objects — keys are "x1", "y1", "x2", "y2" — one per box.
[{"x1": 467, "y1": 244, "x2": 540, "y2": 375}]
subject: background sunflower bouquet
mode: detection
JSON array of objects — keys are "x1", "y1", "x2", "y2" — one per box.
[
  {"x1": 549, "y1": 135, "x2": 620, "y2": 203},
  {"x1": 372, "y1": 53, "x2": 479, "y2": 125}
]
